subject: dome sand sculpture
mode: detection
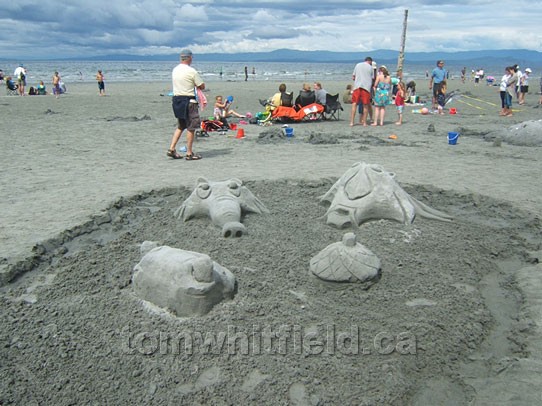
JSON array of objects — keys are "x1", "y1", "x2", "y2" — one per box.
[
  {"x1": 132, "y1": 244, "x2": 236, "y2": 317},
  {"x1": 320, "y1": 162, "x2": 452, "y2": 228},
  {"x1": 310, "y1": 232, "x2": 381, "y2": 286}
]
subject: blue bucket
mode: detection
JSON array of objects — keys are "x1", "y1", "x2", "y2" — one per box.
[
  {"x1": 284, "y1": 127, "x2": 294, "y2": 137},
  {"x1": 447, "y1": 132, "x2": 459, "y2": 145}
]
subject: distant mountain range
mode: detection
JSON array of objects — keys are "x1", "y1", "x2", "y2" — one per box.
[
  {"x1": 4, "y1": 49, "x2": 542, "y2": 65},
  {"x1": 79, "y1": 48, "x2": 542, "y2": 66}
]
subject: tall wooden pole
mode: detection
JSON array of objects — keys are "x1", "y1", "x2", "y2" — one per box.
[{"x1": 397, "y1": 9, "x2": 408, "y2": 79}]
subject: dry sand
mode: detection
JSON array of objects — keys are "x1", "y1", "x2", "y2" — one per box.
[{"x1": 1, "y1": 79, "x2": 541, "y2": 404}]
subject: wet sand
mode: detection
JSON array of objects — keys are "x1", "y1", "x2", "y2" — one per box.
[{"x1": 1, "y1": 79, "x2": 541, "y2": 404}]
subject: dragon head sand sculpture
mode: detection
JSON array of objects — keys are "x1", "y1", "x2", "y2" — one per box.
[
  {"x1": 175, "y1": 177, "x2": 269, "y2": 238},
  {"x1": 320, "y1": 162, "x2": 452, "y2": 228}
]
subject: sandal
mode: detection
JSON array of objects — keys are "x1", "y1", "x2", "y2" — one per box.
[
  {"x1": 185, "y1": 153, "x2": 202, "y2": 161},
  {"x1": 167, "y1": 149, "x2": 183, "y2": 159}
]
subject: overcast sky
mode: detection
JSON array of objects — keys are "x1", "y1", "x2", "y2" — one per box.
[{"x1": 1, "y1": 1, "x2": 541, "y2": 60}]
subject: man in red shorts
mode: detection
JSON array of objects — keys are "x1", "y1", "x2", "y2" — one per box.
[{"x1": 350, "y1": 56, "x2": 374, "y2": 126}]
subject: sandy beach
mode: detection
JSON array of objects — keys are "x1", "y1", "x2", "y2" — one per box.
[{"x1": 1, "y1": 78, "x2": 541, "y2": 404}]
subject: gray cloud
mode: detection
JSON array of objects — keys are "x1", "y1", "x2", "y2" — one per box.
[{"x1": 0, "y1": 0, "x2": 540, "y2": 59}]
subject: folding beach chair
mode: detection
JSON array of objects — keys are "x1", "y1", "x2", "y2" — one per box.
[
  {"x1": 323, "y1": 93, "x2": 343, "y2": 120},
  {"x1": 5, "y1": 80, "x2": 18, "y2": 95},
  {"x1": 280, "y1": 92, "x2": 294, "y2": 107},
  {"x1": 295, "y1": 91, "x2": 316, "y2": 108}
]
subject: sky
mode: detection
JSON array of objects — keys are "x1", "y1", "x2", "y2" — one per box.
[{"x1": 1, "y1": 0, "x2": 541, "y2": 60}]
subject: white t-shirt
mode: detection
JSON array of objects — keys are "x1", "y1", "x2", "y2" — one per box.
[
  {"x1": 352, "y1": 61, "x2": 373, "y2": 92},
  {"x1": 172, "y1": 63, "x2": 203, "y2": 96},
  {"x1": 516, "y1": 70, "x2": 523, "y2": 89},
  {"x1": 499, "y1": 74, "x2": 510, "y2": 91},
  {"x1": 14, "y1": 66, "x2": 25, "y2": 79}
]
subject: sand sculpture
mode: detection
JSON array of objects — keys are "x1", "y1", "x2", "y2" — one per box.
[
  {"x1": 320, "y1": 162, "x2": 452, "y2": 228},
  {"x1": 310, "y1": 232, "x2": 381, "y2": 285},
  {"x1": 175, "y1": 177, "x2": 269, "y2": 238},
  {"x1": 132, "y1": 243, "x2": 236, "y2": 317}
]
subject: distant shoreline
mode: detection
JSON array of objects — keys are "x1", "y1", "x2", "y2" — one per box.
[{"x1": 2, "y1": 48, "x2": 541, "y2": 64}]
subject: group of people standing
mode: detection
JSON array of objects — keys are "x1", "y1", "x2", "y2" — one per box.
[
  {"x1": 498, "y1": 65, "x2": 532, "y2": 117},
  {"x1": 349, "y1": 56, "x2": 406, "y2": 126}
]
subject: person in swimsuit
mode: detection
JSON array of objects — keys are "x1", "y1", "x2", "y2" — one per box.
[{"x1": 96, "y1": 70, "x2": 105, "y2": 96}]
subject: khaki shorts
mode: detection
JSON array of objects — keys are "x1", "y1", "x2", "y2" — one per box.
[{"x1": 177, "y1": 103, "x2": 201, "y2": 132}]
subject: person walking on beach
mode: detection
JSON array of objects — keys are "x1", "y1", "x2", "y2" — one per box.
[
  {"x1": 429, "y1": 60, "x2": 447, "y2": 112},
  {"x1": 14, "y1": 64, "x2": 26, "y2": 96},
  {"x1": 167, "y1": 49, "x2": 205, "y2": 160},
  {"x1": 350, "y1": 56, "x2": 374, "y2": 126},
  {"x1": 96, "y1": 70, "x2": 105, "y2": 96},
  {"x1": 244, "y1": 66, "x2": 248, "y2": 81},
  {"x1": 52, "y1": 71, "x2": 61, "y2": 99}
]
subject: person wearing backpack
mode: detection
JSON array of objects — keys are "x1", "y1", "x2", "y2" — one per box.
[{"x1": 14, "y1": 64, "x2": 26, "y2": 96}]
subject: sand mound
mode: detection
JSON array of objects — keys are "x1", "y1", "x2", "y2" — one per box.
[
  {"x1": 485, "y1": 119, "x2": 542, "y2": 146},
  {"x1": 1, "y1": 180, "x2": 539, "y2": 404}
]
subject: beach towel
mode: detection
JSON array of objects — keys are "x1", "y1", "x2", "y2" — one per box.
[{"x1": 196, "y1": 87, "x2": 207, "y2": 112}]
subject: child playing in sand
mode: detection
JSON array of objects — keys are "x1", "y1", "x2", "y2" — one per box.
[
  {"x1": 437, "y1": 80, "x2": 447, "y2": 115},
  {"x1": 214, "y1": 95, "x2": 245, "y2": 121},
  {"x1": 395, "y1": 81, "x2": 406, "y2": 125}
]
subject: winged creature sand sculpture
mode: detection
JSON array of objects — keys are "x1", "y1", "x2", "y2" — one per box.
[
  {"x1": 175, "y1": 177, "x2": 269, "y2": 238},
  {"x1": 132, "y1": 242, "x2": 236, "y2": 317},
  {"x1": 320, "y1": 162, "x2": 452, "y2": 228}
]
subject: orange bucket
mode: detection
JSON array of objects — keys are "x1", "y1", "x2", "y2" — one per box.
[
  {"x1": 449, "y1": 108, "x2": 457, "y2": 115},
  {"x1": 236, "y1": 128, "x2": 245, "y2": 138}
]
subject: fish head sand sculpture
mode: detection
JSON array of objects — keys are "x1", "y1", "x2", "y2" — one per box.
[
  {"x1": 132, "y1": 244, "x2": 236, "y2": 317},
  {"x1": 310, "y1": 232, "x2": 381, "y2": 287},
  {"x1": 175, "y1": 177, "x2": 269, "y2": 238},
  {"x1": 320, "y1": 162, "x2": 452, "y2": 228}
]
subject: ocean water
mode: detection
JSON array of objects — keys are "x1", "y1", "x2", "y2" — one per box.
[{"x1": 2, "y1": 60, "x2": 540, "y2": 85}]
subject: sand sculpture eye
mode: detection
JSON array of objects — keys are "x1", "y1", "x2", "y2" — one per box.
[
  {"x1": 196, "y1": 183, "x2": 211, "y2": 199},
  {"x1": 228, "y1": 181, "x2": 241, "y2": 197}
]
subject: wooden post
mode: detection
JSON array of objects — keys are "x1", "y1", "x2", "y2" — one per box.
[{"x1": 397, "y1": 9, "x2": 408, "y2": 80}]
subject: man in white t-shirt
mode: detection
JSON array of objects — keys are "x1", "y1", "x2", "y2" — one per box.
[
  {"x1": 14, "y1": 64, "x2": 26, "y2": 96},
  {"x1": 167, "y1": 49, "x2": 205, "y2": 160},
  {"x1": 350, "y1": 56, "x2": 374, "y2": 126}
]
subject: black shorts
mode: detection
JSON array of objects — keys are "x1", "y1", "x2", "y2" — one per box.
[
  {"x1": 520, "y1": 85, "x2": 529, "y2": 93},
  {"x1": 177, "y1": 103, "x2": 201, "y2": 132}
]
